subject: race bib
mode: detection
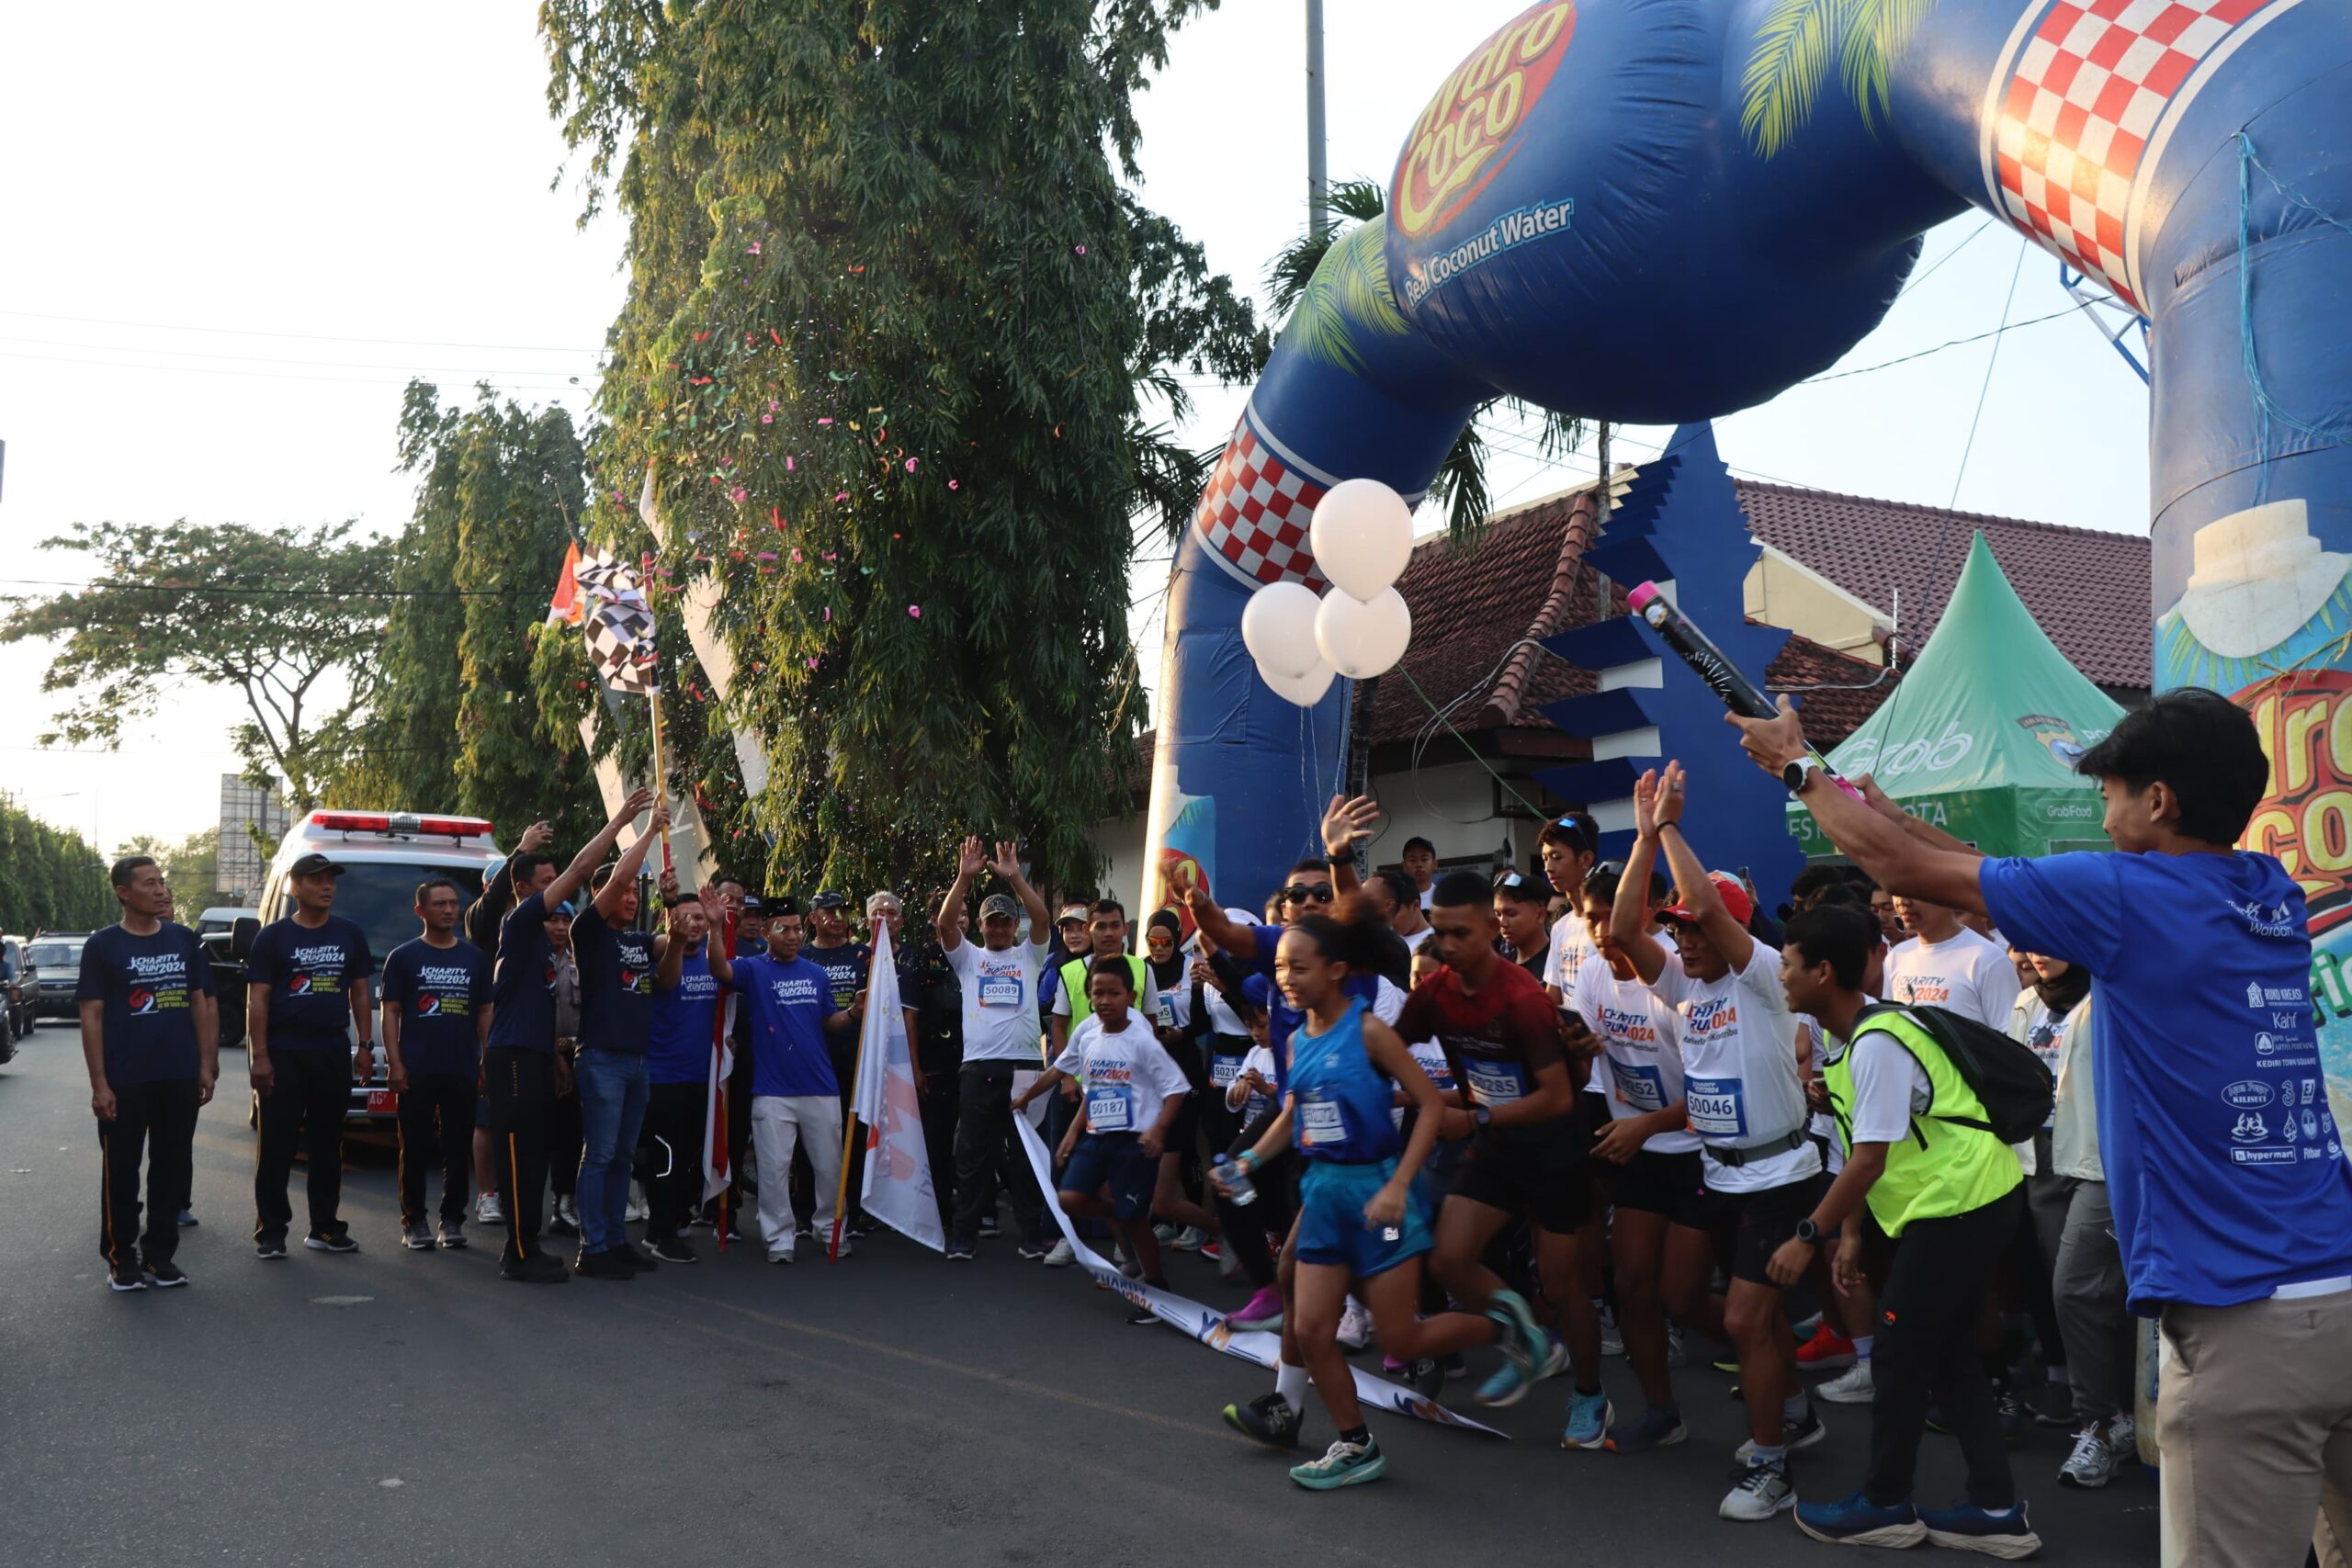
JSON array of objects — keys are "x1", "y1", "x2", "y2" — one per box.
[
  {"x1": 1087, "y1": 1084, "x2": 1133, "y2": 1133},
  {"x1": 1465, "y1": 1059, "x2": 1527, "y2": 1107},
  {"x1": 1610, "y1": 1060, "x2": 1668, "y2": 1113},
  {"x1": 1157, "y1": 997, "x2": 1175, "y2": 1028},
  {"x1": 1298, "y1": 1091, "x2": 1345, "y2": 1148},
  {"x1": 1685, "y1": 1075, "x2": 1748, "y2": 1140},
  {"x1": 978, "y1": 976, "x2": 1022, "y2": 1009},
  {"x1": 1210, "y1": 1054, "x2": 1245, "y2": 1088}
]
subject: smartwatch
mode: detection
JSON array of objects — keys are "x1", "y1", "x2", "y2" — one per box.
[
  {"x1": 1793, "y1": 1216, "x2": 1821, "y2": 1246},
  {"x1": 1781, "y1": 756, "x2": 1822, "y2": 795},
  {"x1": 1472, "y1": 1105, "x2": 1493, "y2": 1130}
]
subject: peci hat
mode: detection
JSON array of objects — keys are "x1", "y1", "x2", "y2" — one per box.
[
  {"x1": 1659, "y1": 871, "x2": 1754, "y2": 928},
  {"x1": 980, "y1": 893, "x2": 1022, "y2": 921},
  {"x1": 288, "y1": 852, "x2": 347, "y2": 880}
]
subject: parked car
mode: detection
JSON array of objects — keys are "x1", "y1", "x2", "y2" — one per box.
[
  {"x1": 0, "y1": 935, "x2": 29, "y2": 1055},
  {"x1": 234, "y1": 810, "x2": 502, "y2": 1128},
  {"x1": 28, "y1": 932, "x2": 90, "y2": 1022},
  {"x1": 196, "y1": 907, "x2": 258, "y2": 1050}
]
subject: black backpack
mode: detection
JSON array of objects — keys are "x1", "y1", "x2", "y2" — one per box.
[{"x1": 1852, "y1": 1000, "x2": 2055, "y2": 1146}]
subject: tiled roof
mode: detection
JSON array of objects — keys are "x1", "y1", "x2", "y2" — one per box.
[{"x1": 1734, "y1": 480, "x2": 2150, "y2": 691}]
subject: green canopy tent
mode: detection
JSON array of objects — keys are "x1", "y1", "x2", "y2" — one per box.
[{"x1": 1789, "y1": 531, "x2": 2124, "y2": 861}]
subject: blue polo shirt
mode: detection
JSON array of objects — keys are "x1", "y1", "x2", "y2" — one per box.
[
  {"x1": 1982, "y1": 849, "x2": 2352, "y2": 1312},
  {"x1": 736, "y1": 953, "x2": 840, "y2": 1098}
]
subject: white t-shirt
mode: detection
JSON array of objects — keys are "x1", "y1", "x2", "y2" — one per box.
[
  {"x1": 1049, "y1": 956, "x2": 1161, "y2": 1024},
  {"x1": 944, "y1": 937, "x2": 1049, "y2": 1065},
  {"x1": 1885, "y1": 928, "x2": 2019, "y2": 1030},
  {"x1": 1418, "y1": 886, "x2": 1433, "y2": 911},
  {"x1": 1227, "y1": 1043, "x2": 1277, "y2": 1122},
  {"x1": 1842, "y1": 1026, "x2": 1935, "y2": 1148},
  {"x1": 1052, "y1": 1012, "x2": 1189, "y2": 1135},
  {"x1": 1575, "y1": 953, "x2": 1698, "y2": 1154},
  {"x1": 1543, "y1": 914, "x2": 1597, "y2": 1006},
  {"x1": 1400, "y1": 925, "x2": 1432, "y2": 956},
  {"x1": 1648, "y1": 943, "x2": 1821, "y2": 1193}
]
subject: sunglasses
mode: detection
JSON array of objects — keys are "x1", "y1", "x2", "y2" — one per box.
[
  {"x1": 1282, "y1": 884, "x2": 1336, "y2": 904},
  {"x1": 1549, "y1": 816, "x2": 1593, "y2": 847},
  {"x1": 1582, "y1": 860, "x2": 1626, "y2": 888},
  {"x1": 1491, "y1": 871, "x2": 1543, "y2": 891}
]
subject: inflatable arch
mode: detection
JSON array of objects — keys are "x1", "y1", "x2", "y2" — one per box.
[{"x1": 1143, "y1": 0, "x2": 2352, "y2": 1023}]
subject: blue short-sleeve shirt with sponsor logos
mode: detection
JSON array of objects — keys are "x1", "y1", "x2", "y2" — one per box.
[
  {"x1": 379, "y1": 937, "x2": 492, "y2": 1077},
  {"x1": 246, "y1": 914, "x2": 372, "y2": 1045},
  {"x1": 78, "y1": 922, "x2": 216, "y2": 1085},
  {"x1": 649, "y1": 943, "x2": 721, "y2": 1085},
  {"x1": 736, "y1": 953, "x2": 839, "y2": 1098},
  {"x1": 1982, "y1": 848, "x2": 2352, "y2": 1312}
]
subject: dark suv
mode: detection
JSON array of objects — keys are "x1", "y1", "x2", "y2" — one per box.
[
  {"x1": 0, "y1": 936, "x2": 30, "y2": 1052},
  {"x1": 28, "y1": 933, "x2": 89, "y2": 1024}
]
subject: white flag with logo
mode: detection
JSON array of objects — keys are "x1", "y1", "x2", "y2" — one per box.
[{"x1": 843, "y1": 924, "x2": 944, "y2": 1253}]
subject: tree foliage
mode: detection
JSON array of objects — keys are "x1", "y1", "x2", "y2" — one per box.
[
  {"x1": 118, "y1": 828, "x2": 220, "y2": 910},
  {"x1": 322, "y1": 382, "x2": 607, "y2": 848},
  {"x1": 0, "y1": 520, "x2": 391, "y2": 808},
  {"x1": 0, "y1": 800, "x2": 113, "y2": 931},
  {"x1": 537, "y1": 0, "x2": 1260, "y2": 897}
]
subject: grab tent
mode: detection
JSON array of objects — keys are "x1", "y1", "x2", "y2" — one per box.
[{"x1": 1789, "y1": 532, "x2": 2124, "y2": 861}]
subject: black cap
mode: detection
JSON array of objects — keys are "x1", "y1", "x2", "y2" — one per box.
[
  {"x1": 810, "y1": 890, "x2": 849, "y2": 910},
  {"x1": 288, "y1": 852, "x2": 346, "y2": 880}
]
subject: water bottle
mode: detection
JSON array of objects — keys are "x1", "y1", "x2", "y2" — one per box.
[{"x1": 1216, "y1": 1156, "x2": 1257, "y2": 1207}]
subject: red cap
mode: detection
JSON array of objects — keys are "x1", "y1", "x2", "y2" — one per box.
[{"x1": 1660, "y1": 871, "x2": 1754, "y2": 928}]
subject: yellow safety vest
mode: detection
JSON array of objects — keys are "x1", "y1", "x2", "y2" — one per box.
[{"x1": 1825, "y1": 1010, "x2": 2021, "y2": 1238}]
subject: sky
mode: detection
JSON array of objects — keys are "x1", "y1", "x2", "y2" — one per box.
[{"x1": 0, "y1": 2, "x2": 2152, "y2": 859}]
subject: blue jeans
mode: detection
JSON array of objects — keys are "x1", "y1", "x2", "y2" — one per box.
[{"x1": 574, "y1": 1049, "x2": 649, "y2": 1253}]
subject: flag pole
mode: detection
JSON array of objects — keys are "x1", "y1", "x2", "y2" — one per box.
[
  {"x1": 712, "y1": 904, "x2": 736, "y2": 1254},
  {"x1": 647, "y1": 685, "x2": 675, "y2": 880},
  {"x1": 828, "y1": 923, "x2": 884, "y2": 1261}
]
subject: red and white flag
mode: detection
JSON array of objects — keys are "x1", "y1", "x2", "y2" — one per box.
[
  {"x1": 835, "y1": 923, "x2": 944, "y2": 1255},
  {"x1": 703, "y1": 912, "x2": 737, "y2": 1204},
  {"x1": 546, "y1": 539, "x2": 583, "y2": 626}
]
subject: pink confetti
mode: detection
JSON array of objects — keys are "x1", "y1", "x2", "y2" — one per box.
[
  {"x1": 1075, "y1": 245, "x2": 1087, "y2": 254},
  {"x1": 904, "y1": 457, "x2": 918, "y2": 472},
  {"x1": 818, "y1": 417, "x2": 833, "y2": 426},
  {"x1": 748, "y1": 241, "x2": 762, "y2": 254},
  {"x1": 823, "y1": 606, "x2": 831, "y2": 622},
  {"x1": 908, "y1": 604, "x2": 922, "y2": 617},
  {"x1": 833, "y1": 491, "x2": 850, "y2": 502},
  {"x1": 761, "y1": 414, "x2": 773, "y2": 424},
  {"x1": 948, "y1": 479, "x2": 960, "y2": 491},
  {"x1": 755, "y1": 551, "x2": 776, "y2": 561},
  {"x1": 729, "y1": 486, "x2": 747, "y2": 502},
  {"x1": 785, "y1": 456, "x2": 795, "y2": 470},
  {"x1": 791, "y1": 548, "x2": 803, "y2": 563}
]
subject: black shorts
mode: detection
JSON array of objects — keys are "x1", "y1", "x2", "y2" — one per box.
[
  {"x1": 1611, "y1": 1146, "x2": 1709, "y2": 1230},
  {"x1": 1449, "y1": 1119, "x2": 1589, "y2": 1235},
  {"x1": 1704, "y1": 1172, "x2": 1825, "y2": 1288}
]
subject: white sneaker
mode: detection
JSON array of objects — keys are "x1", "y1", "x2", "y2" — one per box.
[
  {"x1": 1667, "y1": 1320, "x2": 1687, "y2": 1368},
  {"x1": 2060, "y1": 1416, "x2": 2132, "y2": 1489},
  {"x1": 477, "y1": 1191, "x2": 503, "y2": 1224},
  {"x1": 1216, "y1": 1244, "x2": 1241, "y2": 1281},
  {"x1": 1336, "y1": 1299, "x2": 1373, "y2": 1351},
  {"x1": 831, "y1": 1236, "x2": 854, "y2": 1261},
  {"x1": 769, "y1": 1244, "x2": 796, "y2": 1265},
  {"x1": 625, "y1": 1182, "x2": 649, "y2": 1223},
  {"x1": 1042, "y1": 1238, "x2": 1076, "y2": 1268},
  {"x1": 1719, "y1": 1461, "x2": 1794, "y2": 1521},
  {"x1": 1817, "y1": 1359, "x2": 1875, "y2": 1404}
]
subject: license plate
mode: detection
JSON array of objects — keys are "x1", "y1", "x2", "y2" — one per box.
[{"x1": 367, "y1": 1089, "x2": 394, "y2": 1114}]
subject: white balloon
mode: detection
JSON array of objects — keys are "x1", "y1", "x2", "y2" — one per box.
[
  {"x1": 1238, "y1": 580, "x2": 1324, "y2": 680},
  {"x1": 1314, "y1": 587, "x2": 1413, "y2": 679},
  {"x1": 1260, "y1": 660, "x2": 1337, "y2": 706},
  {"x1": 1309, "y1": 478, "x2": 1415, "y2": 601}
]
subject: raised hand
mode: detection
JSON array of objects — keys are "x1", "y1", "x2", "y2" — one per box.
[
  {"x1": 1633, "y1": 768, "x2": 1662, "y2": 840},
  {"x1": 1655, "y1": 760, "x2": 1688, "y2": 828},
  {"x1": 518, "y1": 820, "x2": 555, "y2": 853},
  {"x1": 1724, "y1": 694, "x2": 1810, "y2": 777},
  {"x1": 957, "y1": 835, "x2": 987, "y2": 880},
  {"x1": 613, "y1": 785, "x2": 655, "y2": 826},
  {"x1": 1320, "y1": 793, "x2": 1380, "y2": 859},
  {"x1": 695, "y1": 884, "x2": 729, "y2": 927},
  {"x1": 990, "y1": 840, "x2": 1022, "y2": 881}
]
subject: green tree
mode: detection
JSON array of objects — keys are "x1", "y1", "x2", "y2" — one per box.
[
  {"x1": 119, "y1": 829, "x2": 222, "y2": 909},
  {"x1": 538, "y1": 0, "x2": 1261, "y2": 897},
  {"x1": 0, "y1": 520, "x2": 391, "y2": 809},
  {"x1": 326, "y1": 382, "x2": 606, "y2": 848},
  {"x1": 0, "y1": 798, "x2": 112, "y2": 931}
]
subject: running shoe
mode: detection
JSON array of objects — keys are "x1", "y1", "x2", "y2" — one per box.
[
  {"x1": 1290, "y1": 1436, "x2": 1385, "y2": 1490},
  {"x1": 575, "y1": 1248, "x2": 633, "y2": 1280},
  {"x1": 1598, "y1": 1299, "x2": 1624, "y2": 1359},
  {"x1": 1540, "y1": 1330, "x2": 1571, "y2": 1381},
  {"x1": 1917, "y1": 1500, "x2": 2041, "y2": 1559},
  {"x1": 1491, "y1": 1287, "x2": 1546, "y2": 1368},
  {"x1": 1152, "y1": 1222, "x2": 1178, "y2": 1243},
  {"x1": 2060, "y1": 1419, "x2": 2125, "y2": 1489},
  {"x1": 1227, "y1": 1285, "x2": 1285, "y2": 1333},
  {"x1": 107, "y1": 1263, "x2": 147, "y2": 1292},
  {"x1": 437, "y1": 1218, "x2": 468, "y2": 1250},
  {"x1": 1794, "y1": 1491, "x2": 1927, "y2": 1549},
  {"x1": 1734, "y1": 1408, "x2": 1828, "y2": 1468},
  {"x1": 978, "y1": 1214, "x2": 1001, "y2": 1238},
  {"x1": 2025, "y1": 1381, "x2": 2076, "y2": 1428},
  {"x1": 142, "y1": 1261, "x2": 189, "y2": 1289},
  {"x1": 1476, "y1": 1321, "x2": 1537, "y2": 1408},
  {"x1": 614, "y1": 1243, "x2": 660, "y2": 1272},
  {"x1": 477, "y1": 1191, "x2": 503, "y2": 1224},
  {"x1": 1041, "y1": 1238, "x2": 1076, "y2": 1268},
  {"x1": 832, "y1": 1236, "x2": 855, "y2": 1261},
  {"x1": 402, "y1": 1224, "x2": 435, "y2": 1251},
  {"x1": 1199, "y1": 1237, "x2": 1224, "y2": 1260},
  {"x1": 254, "y1": 1237, "x2": 288, "y2": 1260},
  {"x1": 1817, "y1": 1359, "x2": 1874, "y2": 1404},
  {"x1": 1796, "y1": 1324, "x2": 1857, "y2": 1371},
  {"x1": 1560, "y1": 1388, "x2": 1613, "y2": 1450},
  {"x1": 551, "y1": 1196, "x2": 581, "y2": 1236},
  {"x1": 1215, "y1": 1244, "x2": 1240, "y2": 1280},
  {"x1": 946, "y1": 1236, "x2": 975, "y2": 1260},
  {"x1": 1336, "y1": 1300, "x2": 1373, "y2": 1350},
  {"x1": 1223, "y1": 1392, "x2": 1303, "y2": 1450},
  {"x1": 1997, "y1": 1391, "x2": 2027, "y2": 1444},
  {"x1": 1711, "y1": 1354, "x2": 1742, "y2": 1375},
  {"x1": 1718, "y1": 1460, "x2": 1795, "y2": 1522},
  {"x1": 1666, "y1": 1321, "x2": 1687, "y2": 1368},
  {"x1": 304, "y1": 1233, "x2": 359, "y2": 1253},
  {"x1": 769, "y1": 1244, "x2": 796, "y2": 1264},
  {"x1": 1016, "y1": 1237, "x2": 1052, "y2": 1261},
  {"x1": 1409, "y1": 1358, "x2": 1445, "y2": 1400},
  {"x1": 648, "y1": 1235, "x2": 699, "y2": 1265},
  {"x1": 500, "y1": 1253, "x2": 570, "y2": 1284},
  {"x1": 1171, "y1": 1226, "x2": 1208, "y2": 1252},
  {"x1": 177, "y1": 1208, "x2": 198, "y2": 1227},
  {"x1": 1603, "y1": 1404, "x2": 1687, "y2": 1454},
  {"x1": 625, "y1": 1185, "x2": 649, "y2": 1222}
]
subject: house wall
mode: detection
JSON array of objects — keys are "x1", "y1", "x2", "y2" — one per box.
[{"x1": 1744, "y1": 552, "x2": 1885, "y2": 665}]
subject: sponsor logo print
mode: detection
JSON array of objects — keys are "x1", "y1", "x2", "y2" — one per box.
[
  {"x1": 2230, "y1": 1111, "x2": 2270, "y2": 1143},
  {"x1": 1393, "y1": 1, "x2": 1577, "y2": 240},
  {"x1": 127, "y1": 987, "x2": 156, "y2": 1016},
  {"x1": 2222, "y1": 1079, "x2": 2274, "y2": 1110}
]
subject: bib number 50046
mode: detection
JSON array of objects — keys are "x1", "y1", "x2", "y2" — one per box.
[{"x1": 1684, "y1": 1075, "x2": 1747, "y2": 1139}]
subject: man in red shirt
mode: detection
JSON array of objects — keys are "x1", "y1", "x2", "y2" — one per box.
[{"x1": 1398, "y1": 871, "x2": 1611, "y2": 1447}]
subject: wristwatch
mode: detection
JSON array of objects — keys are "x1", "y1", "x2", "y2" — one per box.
[
  {"x1": 1781, "y1": 756, "x2": 1822, "y2": 795},
  {"x1": 1472, "y1": 1105, "x2": 1493, "y2": 1130},
  {"x1": 1793, "y1": 1216, "x2": 1821, "y2": 1246}
]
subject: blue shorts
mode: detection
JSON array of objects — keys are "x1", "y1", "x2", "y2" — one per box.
[
  {"x1": 1296, "y1": 1156, "x2": 1432, "y2": 1279},
  {"x1": 1061, "y1": 1133, "x2": 1156, "y2": 1221}
]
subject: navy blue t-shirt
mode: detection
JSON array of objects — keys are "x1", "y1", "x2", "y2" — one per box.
[
  {"x1": 1983, "y1": 848, "x2": 2352, "y2": 1312},
  {"x1": 78, "y1": 922, "x2": 215, "y2": 1086},
  {"x1": 380, "y1": 937, "x2": 492, "y2": 1077},
  {"x1": 804, "y1": 941, "x2": 871, "y2": 1011},
  {"x1": 246, "y1": 914, "x2": 371, "y2": 1046},
  {"x1": 573, "y1": 905, "x2": 655, "y2": 1054},
  {"x1": 487, "y1": 891, "x2": 557, "y2": 1052},
  {"x1": 650, "y1": 943, "x2": 721, "y2": 1085}
]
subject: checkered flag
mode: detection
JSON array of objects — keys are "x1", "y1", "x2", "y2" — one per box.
[{"x1": 575, "y1": 549, "x2": 659, "y2": 694}]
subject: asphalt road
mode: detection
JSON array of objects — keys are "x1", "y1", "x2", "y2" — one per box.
[{"x1": 0, "y1": 1027, "x2": 2160, "y2": 1566}]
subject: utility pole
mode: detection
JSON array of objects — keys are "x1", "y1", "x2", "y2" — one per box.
[{"x1": 1306, "y1": 0, "x2": 1329, "y2": 237}]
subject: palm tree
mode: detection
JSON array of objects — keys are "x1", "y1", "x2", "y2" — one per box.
[
  {"x1": 1265, "y1": 180, "x2": 1587, "y2": 541},
  {"x1": 1740, "y1": 0, "x2": 1939, "y2": 157}
]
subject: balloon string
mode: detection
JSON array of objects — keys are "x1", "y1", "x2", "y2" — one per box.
[{"x1": 1394, "y1": 667, "x2": 1553, "y2": 822}]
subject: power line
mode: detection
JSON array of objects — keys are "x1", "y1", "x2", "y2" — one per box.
[
  {"x1": 0, "y1": 306, "x2": 604, "y2": 355},
  {"x1": 1801, "y1": 300, "x2": 2093, "y2": 383}
]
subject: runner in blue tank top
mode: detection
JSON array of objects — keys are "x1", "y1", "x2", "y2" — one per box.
[{"x1": 1216, "y1": 900, "x2": 1515, "y2": 1493}]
